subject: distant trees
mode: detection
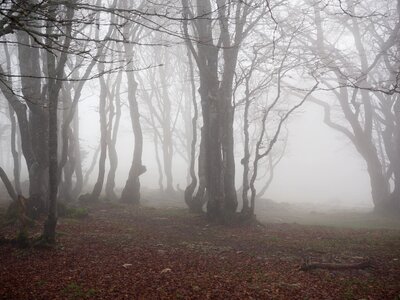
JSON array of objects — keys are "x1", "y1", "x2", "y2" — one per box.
[
  {"x1": 139, "y1": 41, "x2": 180, "y2": 195},
  {"x1": 0, "y1": 0, "x2": 324, "y2": 224},
  {"x1": 0, "y1": 0, "x2": 398, "y2": 245},
  {"x1": 236, "y1": 40, "x2": 319, "y2": 216},
  {"x1": 296, "y1": 0, "x2": 400, "y2": 214}
]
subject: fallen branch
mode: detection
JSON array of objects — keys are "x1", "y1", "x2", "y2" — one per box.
[{"x1": 300, "y1": 260, "x2": 371, "y2": 271}]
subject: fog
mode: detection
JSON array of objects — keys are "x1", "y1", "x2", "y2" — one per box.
[
  {"x1": 268, "y1": 102, "x2": 372, "y2": 208},
  {"x1": 0, "y1": 0, "x2": 399, "y2": 226},
  {"x1": 1, "y1": 1, "x2": 400, "y2": 298},
  {"x1": 0, "y1": 81, "x2": 373, "y2": 209},
  {"x1": 72, "y1": 92, "x2": 372, "y2": 209}
]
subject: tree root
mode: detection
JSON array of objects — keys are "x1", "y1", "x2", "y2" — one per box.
[{"x1": 300, "y1": 260, "x2": 371, "y2": 271}]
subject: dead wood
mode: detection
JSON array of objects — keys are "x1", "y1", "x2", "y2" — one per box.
[{"x1": 300, "y1": 260, "x2": 371, "y2": 271}]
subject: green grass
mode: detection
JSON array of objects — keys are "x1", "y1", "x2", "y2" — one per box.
[
  {"x1": 62, "y1": 282, "x2": 96, "y2": 299},
  {"x1": 65, "y1": 207, "x2": 89, "y2": 219}
]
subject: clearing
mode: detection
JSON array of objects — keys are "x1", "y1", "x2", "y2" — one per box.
[{"x1": 1, "y1": 200, "x2": 400, "y2": 299}]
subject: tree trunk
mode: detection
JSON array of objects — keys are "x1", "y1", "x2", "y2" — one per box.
[
  {"x1": 91, "y1": 62, "x2": 108, "y2": 201},
  {"x1": 120, "y1": 42, "x2": 146, "y2": 204},
  {"x1": 241, "y1": 81, "x2": 251, "y2": 214},
  {"x1": 390, "y1": 98, "x2": 400, "y2": 212},
  {"x1": 153, "y1": 132, "x2": 164, "y2": 192},
  {"x1": 159, "y1": 65, "x2": 174, "y2": 194},
  {"x1": 222, "y1": 103, "x2": 238, "y2": 212},
  {"x1": 203, "y1": 78, "x2": 224, "y2": 220},
  {"x1": 365, "y1": 153, "x2": 390, "y2": 213},
  {"x1": 71, "y1": 106, "x2": 83, "y2": 200},
  {"x1": 184, "y1": 48, "x2": 202, "y2": 212},
  {"x1": 44, "y1": 62, "x2": 59, "y2": 243},
  {"x1": 0, "y1": 166, "x2": 17, "y2": 202},
  {"x1": 8, "y1": 104, "x2": 22, "y2": 195},
  {"x1": 17, "y1": 31, "x2": 48, "y2": 214},
  {"x1": 105, "y1": 71, "x2": 122, "y2": 201},
  {"x1": 193, "y1": 129, "x2": 207, "y2": 211},
  {"x1": 255, "y1": 155, "x2": 275, "y2": 199},
  {"x1": 83, "y1": 144, "x2": 100, "y2": 189},
  {"x1": 43, "y1": 4, "x2": 74, "y2": 243},
  {"x1": 3, "y1": 43, "x2": 22, "y2": 195},
  {"x1": 59, "y1": 87, "x2": 75, "y2": 202}
]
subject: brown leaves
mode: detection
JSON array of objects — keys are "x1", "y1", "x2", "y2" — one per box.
[{"x1": 0, "y1": 204, "x2": 400, "y2": 299}]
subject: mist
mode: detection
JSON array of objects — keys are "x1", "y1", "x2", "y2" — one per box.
[
  {"x1": 71, "y1": 96, "x2": 372, "y2": 208},
  {"x1": 0, "y1": 0, "x2": 399, "y2": 298}
]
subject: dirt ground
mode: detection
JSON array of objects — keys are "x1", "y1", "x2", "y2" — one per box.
[{"x1": 1, "y1": 200, "x2": 400, "y2": 299}]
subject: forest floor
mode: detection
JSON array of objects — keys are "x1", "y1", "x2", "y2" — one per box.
[{"x1": 0, "y1": 198, "x2": 400, "y2": 299}]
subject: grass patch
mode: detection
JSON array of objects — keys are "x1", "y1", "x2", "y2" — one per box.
[
  {"x1": 59, "y1": 203, "x2": 89, "y2": 219},
  {"x1": 65, "y1": 207, "x2": 89, "y2": 219},
  {"x1": 62, "y1": 282, "x2": 96, "y2": 299},
  {"x1": 35, "y1": 279, "x2": 47, "y2": 287}
]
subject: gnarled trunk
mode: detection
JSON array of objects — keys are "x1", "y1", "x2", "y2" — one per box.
[
  {"x1": 17, "y1": 31, "x2": 48, "y2": 214},
  {"x1": 120, "y1": 42, "x2": 145, "y2": 204}
]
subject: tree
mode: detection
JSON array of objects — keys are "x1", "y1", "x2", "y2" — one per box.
[
  {"x1": 182, "y1": 0, "x2": 266, "y2": 221},
  {"x1": 120, "y1": 1, "x2": 147, "y2": 204},
  {"x1": 236, "y1": 37, "x2": 319, "y2": 216},
  {"x1": 43, "y1": 1, "x2": 75, "y2": 243},
  {"x1": 294, "y1": 0, "x2": 400, "y2": 214}
]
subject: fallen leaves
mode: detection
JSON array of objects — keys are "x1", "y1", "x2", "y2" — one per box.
[{"x1": 0, "y1": 203, "x2": 399, "y2": 299}]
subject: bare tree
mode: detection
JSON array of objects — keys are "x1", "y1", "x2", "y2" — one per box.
[
  {"x1": 43, "y1": 1, "x2": 75, "y2": 243},
  {"x1": 295, "y1": 0, "x2": 400, "y2": 214},
  {"x1": 120, "y1": 2, "x2": 146, "y2": 204},
  {"x1": 182, "y1": 0, "x2": 266, "y2": 221}
]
